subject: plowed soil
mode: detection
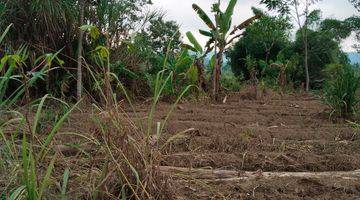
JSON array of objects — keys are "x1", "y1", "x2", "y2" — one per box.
[
  {"x1": 55, "y1": 89, "x2": 360, "y2": 199},
  {"x1": 132, "y1": 91, "x2": 360, "y2": 199}
]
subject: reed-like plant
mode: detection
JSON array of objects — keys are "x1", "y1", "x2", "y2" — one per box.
[
  {"x1": 1, "y1": 23, "x2": 193, "y2": 199},
  {"x1": 0, "y1": 24, "x2": 65, "y2": 109},
  {"x1": 1, "y1": 95, "x2": 79, "y2": 199},
  {"x1": 323, "y1": 64, "x2": 360, "y2": 118}
]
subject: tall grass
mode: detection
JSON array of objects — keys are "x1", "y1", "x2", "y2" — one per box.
[
  {"x1": 0, "y1": 24, "x2": 63, "y2": 109},
  {"x1": 323, "y1": 64, "x2": 360, "y2": 118},
  {"x1": 0, "y1": 95, "x2": 78, "y2": 199},
  {"x1": 1, "y1": 33, "x2": 193, "y2": 199},
  {"x1": 82, "y1": 47, "x2": 193, "y2": 198}
]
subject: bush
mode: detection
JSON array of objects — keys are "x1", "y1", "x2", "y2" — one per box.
[
  {"x1": 221, "y1": 71, "x2": 242, "y2": 91},
  {"x1": 323, "y1": 64, "x2": 360, "y2": 118}
]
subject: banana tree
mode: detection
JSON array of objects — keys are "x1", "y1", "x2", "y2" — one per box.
[
  {"x1": 182, "y1": 31, "x2": 207, "y2": 91},
  {"x1": 190, "y1": 0, "x2": 262, "y2": 100}
]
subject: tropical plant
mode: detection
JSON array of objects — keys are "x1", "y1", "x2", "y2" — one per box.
[
  {"x1": 0, "y1": 25, "x2": 64, "y2": 108},
  {"x1": 0, "y1": 0, "x2": 161, "y2": 101},
  {"x1": 190, "y1": 0, "x2": 262, "y2": 100},
  {"x1": 182, "y1": 31, "x2": 207, "y2": 91}
]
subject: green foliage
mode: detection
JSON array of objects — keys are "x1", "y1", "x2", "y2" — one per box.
[
  {"x1": 0, "y1": 95, "x2": 77, "y2": 199},
  {"x1": 148, "y1": 50, "x2": 198, "y2": 97},
  {"x1": 320, "y1": 18, "x2": 355, "y2": 41},
  {"x1": 185, "y1": 32, "x2": 203, "y2": 54},
  {"x1": 80, "y1": 25, "x2": 100, "y2": 40},
  {"x1": 221, "y1": 70, "x2": 242, "y2": 91},
  {"x1": 227, "y1": 9, "x2": 357, "y2": 89},
  {"x1": 192, "y1": 4, "x2": 215, "y2": 29},
  {"x1": 191, "y1": 0, "x2": 262, "y2": 99},
  {"x1": 0, "y1": 25, "x2": 65, "y2": 108},
  {"x1": 349, "y1": 0, "x2": 360, "y2": 11},
  {"x1": 292, "y1": 27, "x2": 349, "y2": 88},
  {"x1": 227, "y1": 11, "x2": 291, "y2": 80},
  {"x1": 323, "y1": 64, "x2": 360, "y2": 118},
  {"x1": 345, "y1": 16, "x2": 360, "y2": 52},
  {"x1": 0, "y1": 0, "x2": 164, "y2": 100},
  {"x1": 192, "y1": 0, "x2": 260, "y2": 52},
  {"x1": 145, "y1": 16, "x2": 182, "y2": 54}
]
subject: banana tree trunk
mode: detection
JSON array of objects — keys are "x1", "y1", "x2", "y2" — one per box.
[
  {"x1": 194, "y1": 59, "x2": 206, "y2": 91},
  {"x1": 213, "y1": 49, "x2": 223, "y2": 101}
]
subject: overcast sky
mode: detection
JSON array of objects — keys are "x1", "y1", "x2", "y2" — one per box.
[{"x1": 152, "y1": 0, "x2": 358, "y2": 52}]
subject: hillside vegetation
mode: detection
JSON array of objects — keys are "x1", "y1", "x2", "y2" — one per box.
[{"x1": 0, "y1": 0, "x2": 359, "y2": 199}]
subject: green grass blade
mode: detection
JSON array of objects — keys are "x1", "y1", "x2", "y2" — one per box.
[
  {"x1": 160, "y1": 85, "x2": 193, "y2": 135},
  {"x1": 9, "y1": 185, "x2": 26, "y2": 200},
  {"x1": 39, "y1": 154, "x2": 57, "y2": 199},
  {"x1": 32, "y1": 94, "x2": 49, "y2": 136},
  {"x1": 29, "y1": 153, "x2": 38, "y2": 199},
  {"x1": 0, "y1": 24, "x2": 12, "y2": 44},
  {"x1": 39, "y1": 101, "x2": 81, "y2": 160},
  {"x1": 61, "y1": 168, "x2": 70, "y2": 200},
  {"x1": 0, "y1": 129, "x2": 15, "y2": 159}
]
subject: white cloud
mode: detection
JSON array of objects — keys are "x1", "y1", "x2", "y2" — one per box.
[{"x1": 152, "y1": 0, "x2": 358, "y2": 52}]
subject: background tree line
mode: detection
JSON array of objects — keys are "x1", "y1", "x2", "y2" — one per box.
[
  {"x1": 0, "y1": 0, "x2": 182, "y2": 102},
  {"x1": 0, "y1": 0, "x2": 359, "y2": 116},
  {"x1": 227, "y1": 7, "x2": 359, "y2": 90}
]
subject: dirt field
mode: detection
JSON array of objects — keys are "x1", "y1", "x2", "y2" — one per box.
[
  {"x1": 129, "y1": 91, "x2": 360, "y2": 199},
  {"x1": 49, "y1": 90, "x2": 360, "y2": 199}
]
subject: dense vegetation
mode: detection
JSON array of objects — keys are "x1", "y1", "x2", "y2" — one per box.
[{"x1": 0, "y1": 0, "x2": 359, "y2": 199}]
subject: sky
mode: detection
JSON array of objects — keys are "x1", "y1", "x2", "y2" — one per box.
[{"x1": 152, "y1": 0, "x2": 359, "y2": 52}]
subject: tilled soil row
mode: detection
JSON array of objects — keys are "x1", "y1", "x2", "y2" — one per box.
[{"x1": 144, "y1": 92, "x2": 360, "y2": 199}]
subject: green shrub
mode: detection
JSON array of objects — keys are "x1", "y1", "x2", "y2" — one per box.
[
  {"x1": 323, "y1": 64, "x2": 360, "y2": 118},
  {"x1": 221, "y1": 70, "x2": 242, "y2": 91}
]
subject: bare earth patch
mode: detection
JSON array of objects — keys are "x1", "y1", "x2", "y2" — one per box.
[
  {"x1": 132, "y1": 92, "x2": 360, "y2": 199},
  {"x1": 50, "y1": 91, "x2": 359, "y2": 199}
]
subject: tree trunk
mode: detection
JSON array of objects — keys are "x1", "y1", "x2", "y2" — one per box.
[
  {"x1": 212, "y1": 0, "x2": 221, "y2": 102},
  {"x1": 304, "y1": 30, "x2": 310, "y2": 92},
  {"x1": 303, "y1": 0, "x2": 310, "y2": 92},
  {"x1": 212, "y1": 51, "x2": 223, "y2": 102},
  {"x1": 195, "y1": 59, "x2": 206, "y2": 91},
  {"x1": 212, "y1": 43, "x2": 218, "y2": 101},
  {"x1": 76, "y1": 0, "x2": 85, "y2": 101}
]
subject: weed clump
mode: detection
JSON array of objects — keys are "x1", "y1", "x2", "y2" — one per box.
[{"x1": 323, "y1": 64, "x2": 360, "y2": 118}]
